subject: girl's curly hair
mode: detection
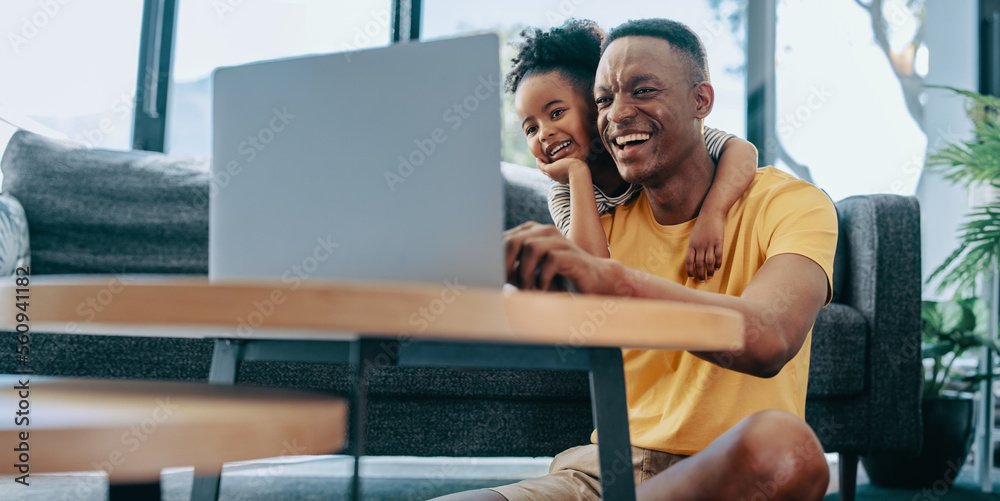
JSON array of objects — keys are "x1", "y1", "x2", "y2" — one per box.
[{"x1": 504, "y1": 19, "x2": 605, "y2": 95}]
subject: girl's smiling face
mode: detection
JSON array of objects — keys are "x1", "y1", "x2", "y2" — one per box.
[{"x1": 514, "y1": 71, "x2": 598, "y2": 164}]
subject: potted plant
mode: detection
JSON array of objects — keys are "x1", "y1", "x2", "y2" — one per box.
[
  {"x1": 862, "y1": 87, "x2": 1000, "y2": 489},
  {"x1": 927, "y1": 86, "x2": 1000, "y2": 476},
  {"x1": 862, "y1": 299, "x2": 997, "y2": 488}
]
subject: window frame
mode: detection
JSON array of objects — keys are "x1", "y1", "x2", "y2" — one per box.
[
  {"x1": 131, "y1": 0, "x2": 178, "y2": 152},
  {"x1": 746, "y1": 0, "x2": 775, "y2": 167}
]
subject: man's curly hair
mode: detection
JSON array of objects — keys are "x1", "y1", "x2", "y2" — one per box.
[
  {"x1": 602, "y1": 18, "x2": 709, "y2": 85},
  {"x1": 504, "y1": 19, "x2": 605, "y2": 95}
]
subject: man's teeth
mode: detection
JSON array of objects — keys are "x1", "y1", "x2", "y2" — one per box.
[
  {"x1": 549, "y1": 142, "x2": 570, "y2": 156},
  {"x1": 615, "y1": 133, "x2": 651, "y2": 146}
]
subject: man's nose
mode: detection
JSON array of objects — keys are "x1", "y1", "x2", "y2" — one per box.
[{"x1": 606, "y1": 97, "x2": 636, "y2": 123}]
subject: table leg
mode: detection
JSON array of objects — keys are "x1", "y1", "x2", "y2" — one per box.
[
  {"x1": 194, "y1": 340, "x2": 243, "y2": 500},
  {"x1": 108, "y1": 481, "x2": 160, "y2": 501},
  {"x1": 838, "y1": 453, "x2": 857, "y2": 501},
  {"x1": 349, "y1": 339, "x2": 385, "y2": 501},
  {"x1": 588, "y1": 347, "x2": 635, "y2": 501},
  {"x1": 191, "y1": 465, "x2": 223, "y2": 501},
  {"x1": 208, "y1": 339, "x2": 243, "y2": 385}
]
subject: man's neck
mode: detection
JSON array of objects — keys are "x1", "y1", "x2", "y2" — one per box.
[{"x1": 642, "y1": 146, "x2": 716, "y2": 226}]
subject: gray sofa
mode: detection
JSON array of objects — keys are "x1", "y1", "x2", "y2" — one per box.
[{"x1": 0, "y1": 130, "x2": 922, "y2": 498}]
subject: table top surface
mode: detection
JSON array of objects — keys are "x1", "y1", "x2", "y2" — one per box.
[
  {"x1": 2, "y1": 275, "x2": 744, "y2": 351},
  {"x1": 0, "y1": 376, "x2": 347, "y2": 482}
]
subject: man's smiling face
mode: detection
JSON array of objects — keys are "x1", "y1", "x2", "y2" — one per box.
[{"x1": 594, "y1": 36, "x2": 710, "y2": 186}]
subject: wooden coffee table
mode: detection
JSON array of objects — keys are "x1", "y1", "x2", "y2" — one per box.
[
  {"x1": 0, "y1": 376, "x2": 346, "y2": 500},
  {"x1": 2, "y1": 275, "x2": 744, "y2": 501}
]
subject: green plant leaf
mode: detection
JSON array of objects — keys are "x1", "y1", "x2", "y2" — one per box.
[
  {"x1": 926, "y1": 85, "x2": 1000, "y2": 110},
  {"x1": 938, "y1": 300, "x2": 975, "y2": 332},
  {"x1": 921, "y1": 300, "x2": 944, "y2": 339},
  {"x1": 958, "y1": 296, "x2": 992, "y2": 335},
  {"x1": 927, "y1": 204, "x2": 1000, "y2": 297},
  {"x1": 951, "y1": 332, "x2": 989, "y2": 352},
  {"x1": 922, "y1": 342, "x2": 954, "y2": 359}
]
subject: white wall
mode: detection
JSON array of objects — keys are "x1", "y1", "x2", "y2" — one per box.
[{"x1": 916, "y1": 0, "x2": 980, "y2": 297}]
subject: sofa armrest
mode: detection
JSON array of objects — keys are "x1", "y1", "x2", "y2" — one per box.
[
  {"x1": 0, "y1": 192, "x2": 30, "y2": 276},
  {"x1": 834, "y1": 194, "x2": 923, "y2": 453}
]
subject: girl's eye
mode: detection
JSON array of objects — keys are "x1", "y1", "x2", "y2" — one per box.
[
  {"x1": 525, "y1": 125, "x2": 537, "y2": 136},
  {"x1": 551, "y1": 108, "x2": 565, "y2": 119}
]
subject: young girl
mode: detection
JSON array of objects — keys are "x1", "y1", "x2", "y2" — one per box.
[{"x1": 506, "y1": 19, "x2": 758, "y2": 282}]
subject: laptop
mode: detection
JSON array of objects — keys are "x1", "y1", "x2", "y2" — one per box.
[{"x1": 209, "y1": 34, "x2": 504, "y2": 288}]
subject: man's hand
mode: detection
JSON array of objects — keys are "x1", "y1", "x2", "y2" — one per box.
[
  {"x1": 536, "y1": 157, "x2": 589, "y2": 185},
  {"x1": 503, "y1": 221, "x2": 615, "y2": 293}
]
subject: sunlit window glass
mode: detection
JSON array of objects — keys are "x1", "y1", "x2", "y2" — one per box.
[
  {"x1": 166, "y1": 0, "x2": 392, "y2": 155},
  {"x1": 775, "y1": 0, "x2": 927, "y2": 201},
  {"x1": 0, "y1": 2, "x2": 144, "y2": 151}
]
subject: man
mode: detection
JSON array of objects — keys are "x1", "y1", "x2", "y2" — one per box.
[{"x1": 440, "y1": 18, "x2": 837, "y2": 501}]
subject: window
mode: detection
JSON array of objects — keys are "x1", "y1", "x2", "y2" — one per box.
[
  {"x1": 774, "y1": 0, "x2": 927, "y2": 201},
  {"x1": 421, "y1": 0, "x2": 748, "y2": 167},
  {"x1": 165, "y1": 0, "x2": 392, "y2": 155},
  {"x1": 0, "y1": 1, "x2": 144, "y2": 151}
]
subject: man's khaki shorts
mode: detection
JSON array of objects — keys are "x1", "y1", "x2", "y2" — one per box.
[{"x1": 489, "y1": 444, "x2": 687, "y2": 501}]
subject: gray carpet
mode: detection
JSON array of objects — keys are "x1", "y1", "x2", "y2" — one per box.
[
  {"x1": 3, "y1": 456, "x2": 999, "y2": 500},
  {"x1": 824, "y1": 465, "x2": 1000, "y2": 501},
  {"x1": 162, "y1": 456, "x2": 549, "y2": 500},
  {"x1": 0, "y1": 456, "x2": 552, "y2": 501}
]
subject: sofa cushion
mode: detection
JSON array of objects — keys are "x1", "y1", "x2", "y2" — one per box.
[
  {"x1": 0, "y1": 130, "x2": 210, "y2": 275},
  {"x1": 501, "y1": 162, "x2": 553, "y2": 228},
  {"x1": 0, "y1": 193, "x2": 29, "y2": 276},
  {"x1": 807, "y1": 302, "x2": 867, "y2": 397}
]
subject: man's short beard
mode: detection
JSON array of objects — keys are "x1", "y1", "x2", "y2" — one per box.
[{"x1": 617, "y1": 160, "x2": 661, "y2": 187}]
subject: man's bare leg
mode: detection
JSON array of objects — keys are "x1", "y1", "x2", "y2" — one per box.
[
  {"x1": 432, "y1": 410, "x2": 825, "y2": 501},
  {"x1": 430, "y1": 489, "x2": 508, "y2": 500},
  {"x1": 637, "y1": 409, "x2": 829, "y2": 501}
]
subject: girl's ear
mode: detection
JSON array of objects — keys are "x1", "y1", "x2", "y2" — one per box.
[{"x1": 692, "y1": 82, "x2": 715, "y2": 119}]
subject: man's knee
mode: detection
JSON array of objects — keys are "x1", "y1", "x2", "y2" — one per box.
[{"x1": 733, "y1": 410, "x2": 829, "y2": 499}]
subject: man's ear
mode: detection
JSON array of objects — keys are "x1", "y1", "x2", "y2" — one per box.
[{"x1": 692, "y1": 82, "x2": 715, "y2": 119}]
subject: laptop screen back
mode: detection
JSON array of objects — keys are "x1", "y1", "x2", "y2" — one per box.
[{"x1": 210, "y1": 34, "x2": 504, "y2": 288}]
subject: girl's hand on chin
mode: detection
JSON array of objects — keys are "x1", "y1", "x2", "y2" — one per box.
[{"x1": 536, "y1": 157, "x2": 589, "y2": 185}]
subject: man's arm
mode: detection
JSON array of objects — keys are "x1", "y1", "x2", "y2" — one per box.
[
  {"x1": 616, "y1": 252, "x2": 827, "y2": 377},
  {"x1": 504, "y1": 223, "x2": 828, "y2": 378}
]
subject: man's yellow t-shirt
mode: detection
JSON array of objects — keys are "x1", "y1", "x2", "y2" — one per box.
[{"x1": 596, "y1": 167, "x2": 838, "y2": 456}]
